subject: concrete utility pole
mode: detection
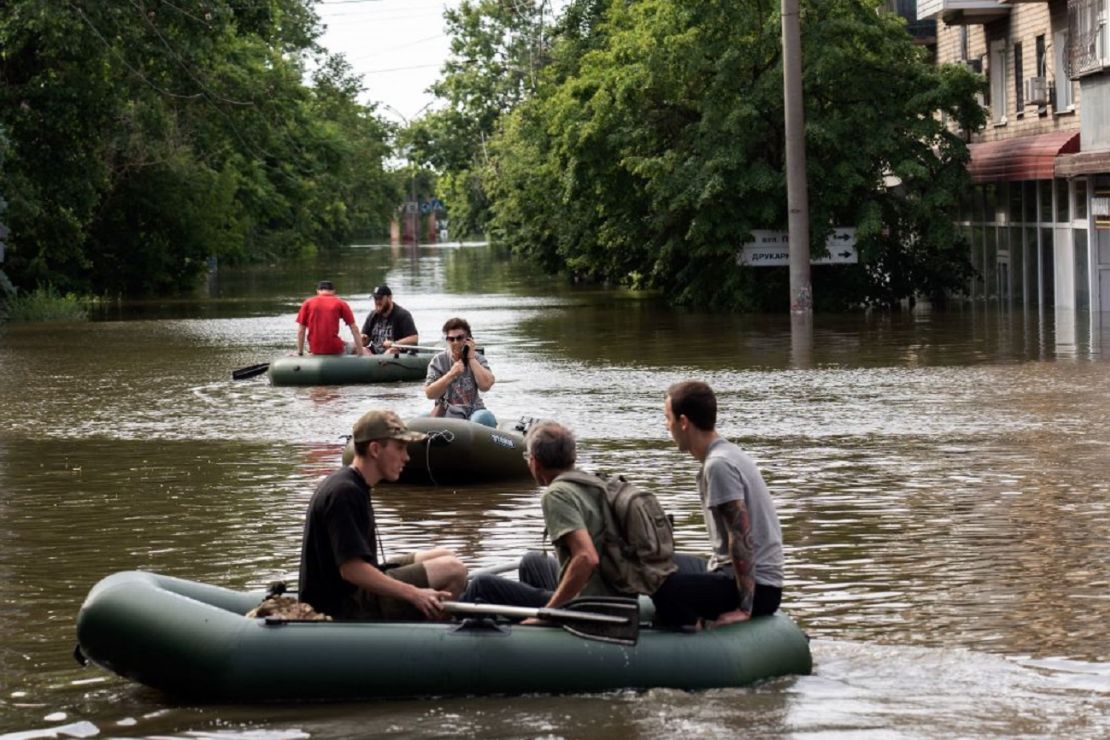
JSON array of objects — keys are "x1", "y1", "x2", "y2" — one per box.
[{"x1": 782, "y1": 0, "x2": 812, "y2": 315}]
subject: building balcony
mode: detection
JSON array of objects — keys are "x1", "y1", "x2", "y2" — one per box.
[{"x1": 917, "y1": 0, "x2": 1011, "y2": 24}]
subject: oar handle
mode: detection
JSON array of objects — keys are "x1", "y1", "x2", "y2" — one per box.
[{"x1": 390, "y1": 345, "x2": 485, "y2": 355}]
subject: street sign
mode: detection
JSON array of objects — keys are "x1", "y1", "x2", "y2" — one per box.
[{"x1": 737, "y1": 228, "x2": 859, "y2": 267}]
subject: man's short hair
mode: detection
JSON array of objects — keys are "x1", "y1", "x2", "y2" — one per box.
[
  {"x1": 317, "y1": 280, "x2": 335, "y2": 291},
  {"x1": 442, "y1": 317, "x2": 472, "y2": 337},
  {"x1": 525, "y1": 421, "x2": 577, "y2": 471},
  {"x1": 666, "y1": 380, "x2": 717, "y2": 431}
]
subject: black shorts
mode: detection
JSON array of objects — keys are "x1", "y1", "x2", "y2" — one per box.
[{"x1": 343, "y1": 553, "x2": 430, "y2": 620}]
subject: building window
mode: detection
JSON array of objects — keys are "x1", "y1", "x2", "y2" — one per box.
[
  {"x1": 1075, "y1": 178, "x2": 1088, "y2": 220},
  {"x1": 1015, "y1": 42, "x2": 1025, "y2": 113},
  {"x1": 1009, "y1": 181, "x2": 1023, "y2": 223},
  {"x1": 1074, "y1": 229, "x2": 1090, "y2": 309},
  {"x1": 990, "y1": 40, "x2": 1008, "y2": 123},
  {"x1": 1041, "y1": 227, "x2": 1056, "y2": 306},
  {"x1": 1024, "y1": 181, "x2": 1037, "y2": 222},
  {"x1": 1057, "y1": 179, "x2": 1071, "y2": 222},
  {"x1": 1036, "y1": 35, "x2": 1048, "y2": 113},
  {"x1": 1054, "y1": 30, "x2": 1075, "y2": 110}
]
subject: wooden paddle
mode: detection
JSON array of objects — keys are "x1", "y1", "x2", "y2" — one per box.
[
  {"x1": 232, "y1": 362, "x2": 270, "y2": 380},
  {"x1": 442, "y1": 596, "x2": 639, "y2": 645}
]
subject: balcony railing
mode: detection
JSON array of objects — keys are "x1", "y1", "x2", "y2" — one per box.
[
  {"x1": 917, "y1": 0, "x2": 1010, "y2": 24},
  {"x1": 1069, "y1": 0, "x2": 1106, "y2": 77}
]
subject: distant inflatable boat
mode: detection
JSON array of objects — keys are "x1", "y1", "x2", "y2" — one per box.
[
  {"x1": 343, "y1": 416, "x2": 535, "y2": 485},
  {"x1": 268, "y1": 352, "x2": 431, "y2": 386},
  {"x1": 74, "y1": 570, "x2": 813, "y2": 703}
]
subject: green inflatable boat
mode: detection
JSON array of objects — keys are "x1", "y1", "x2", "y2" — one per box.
[
  {"x1": 268, "y1": 351, "x2": 431, "y2": 386},
  {"x1": 75, "y1": 571, "x2": 813, "y2": 702},
  {"x1": 342, "y1": 416, "x2": 534, "y2": 485}
]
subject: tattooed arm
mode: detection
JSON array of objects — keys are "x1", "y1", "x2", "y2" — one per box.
[{"x1": 708, "y1": 498, "x2": 755, "y2": 628}]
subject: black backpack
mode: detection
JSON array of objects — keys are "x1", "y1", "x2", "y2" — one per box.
[{"x1": 555, "y1": 470, "x2": 677, "y2": 595}]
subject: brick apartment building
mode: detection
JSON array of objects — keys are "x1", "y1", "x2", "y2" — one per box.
[{"x1": 916, "y1": 0, "x2": 1110, "y2": 313}]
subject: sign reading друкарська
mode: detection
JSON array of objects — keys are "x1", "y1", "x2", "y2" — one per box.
[{"x1": 737, "y1": 228, "x2": 858, "y2": 267}]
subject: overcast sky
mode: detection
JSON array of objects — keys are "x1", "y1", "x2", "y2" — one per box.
[
  {"x1": 314, "y1": 0, "x2": 465, "y2": 124},
  {"x1": 314, "y1": 0, "x2": 567, "y2": 126}
]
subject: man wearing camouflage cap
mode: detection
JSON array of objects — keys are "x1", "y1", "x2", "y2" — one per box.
[{"x1": 298, "y1": 410, "x2": 467, "y2": 620}]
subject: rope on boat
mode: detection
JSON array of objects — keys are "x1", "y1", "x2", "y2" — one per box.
[{"x1": 421, "y1": 429, "x2": 455, "y2": 487}]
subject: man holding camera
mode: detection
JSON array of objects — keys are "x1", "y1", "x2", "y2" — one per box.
[
  {"x1": 361, "y1": 284, "x2": 419, "y2": 354},
  {"x1": 424, "y1": 317, "x2": 496, "y2": 427}
]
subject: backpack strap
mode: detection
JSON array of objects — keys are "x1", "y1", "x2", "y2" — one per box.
[{"x1": 552, "y1": 469, "x2": 608, "y2": 490}]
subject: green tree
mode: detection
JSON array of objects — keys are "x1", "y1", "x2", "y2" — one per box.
[
  {"x1": 0, "y1": 124, "x2": 12, "y2": 303},
  {"x1": 485, "y1": 0, "x2": 984, "y2": 309},
  {"x1": 418, "y1": 0, "x2": 559, "y2": 238},
  {"x1": 0, "y1": 0, "x2": 397, "y2": 295}
]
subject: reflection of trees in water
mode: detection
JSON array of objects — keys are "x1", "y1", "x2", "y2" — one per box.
[
  {"x1": 518, "y1": 304, "x2": 1101, "y2": 370},
  {"x1": 369, "y1": 481, "x2": 545, "y2": 567}
]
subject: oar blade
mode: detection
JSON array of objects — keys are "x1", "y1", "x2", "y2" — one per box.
[
  {"x1": 546, "y1": 596, "x2": 640, "y2": 646},
  {"x1": 232, "y1": 363, "x2": 270, "y2": 380},
  {"x1": 442, "y1": 596, "x2": 640, "y2": 645}
]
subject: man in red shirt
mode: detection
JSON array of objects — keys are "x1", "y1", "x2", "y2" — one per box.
[{"x1": 295, "y1": 281, "x2": 369, "y2": 356}]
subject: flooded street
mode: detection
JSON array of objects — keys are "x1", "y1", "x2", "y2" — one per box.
[{"x1": 1, "y1": 243, "x2": 1108, "y2": 737}]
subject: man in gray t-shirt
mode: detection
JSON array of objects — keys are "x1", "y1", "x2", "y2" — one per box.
[
  {"x1": 699, "y1": 438, "x2": 784, "y2": 587},
  {"x1": 652, "y1": 380, "x2": 785, "y2": 629},
  {"x1": 424, "y1": 317, "x2": 496, "y2": 427}
]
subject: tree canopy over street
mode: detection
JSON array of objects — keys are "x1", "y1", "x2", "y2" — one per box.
[
  {"x1": 0, "y1": 0, "x2": 398, "y2": 295},
  {"x1": 463, "y1": 0, "x2": 985, "y2": 309},
  {"x1": 1, "y1": 0, "x2": 985, "y2": 309}
]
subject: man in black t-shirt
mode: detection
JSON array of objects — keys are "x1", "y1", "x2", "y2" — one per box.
[
  {"x1": 298, "y1": 409, "x2": 467, "y2": 620},
  {"x1": 360, "y1": 284, "x2": 419, "y2": 354}
]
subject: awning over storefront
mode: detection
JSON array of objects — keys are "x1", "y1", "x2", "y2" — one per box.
[
  {"x1": 1054, "y1": 148, "x2": 1110, "y2": 178},
  {"x1": 966, "y1": 130, "x2": 1080, "y2": 183}
]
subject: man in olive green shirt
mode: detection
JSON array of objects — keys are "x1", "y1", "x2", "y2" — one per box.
[{"x1": 460, "y1": 420, "x2": 621, "y2": 610}]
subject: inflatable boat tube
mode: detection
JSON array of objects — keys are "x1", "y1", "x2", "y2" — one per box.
[
  {"x1": 268, "y1": 352, "x2": 431, "y2": 386},
  {"x1": 75, "y1": 571, "x2": 813, "y2": 703},
  {"x1": 342, "y1": 416, "x2": 534, "y2": 485}
]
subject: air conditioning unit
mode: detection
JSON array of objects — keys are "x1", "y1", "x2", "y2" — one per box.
[{"x1": 1025, "y1": 76, "x2": 1050, "y2": 105}]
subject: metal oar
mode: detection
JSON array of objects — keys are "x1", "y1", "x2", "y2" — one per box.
[
  {"x1": 391, "y1": 345, "x2": 484, "y2": 355},
  {"x1": 443, "y1": 597, "x2": 639, "y2": 645}
]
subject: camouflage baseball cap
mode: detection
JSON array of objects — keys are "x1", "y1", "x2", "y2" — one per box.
[{"x1": 352, "y1": 410, "x2": 426, "y2": 444}]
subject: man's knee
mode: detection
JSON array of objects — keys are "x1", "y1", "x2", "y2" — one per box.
[
  {"x1": 425, "y1": 555, "x2": 468, "y2": 596},
  {"x1": 519, "y1": 550, "x2": 558, "y2": 590},
  {"x1": 461, "y1": 573, "x2": 500, "y2": 603},
  {"x1": 415, "y1": 547, "x2": 455, "y2": 563}
]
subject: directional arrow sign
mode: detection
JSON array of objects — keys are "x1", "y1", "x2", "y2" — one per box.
[{"x1": 737, "y1": 228, "x2": 859, "y2": 266}]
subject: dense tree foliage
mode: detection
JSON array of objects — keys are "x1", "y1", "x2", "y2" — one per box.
[
  {"x1": 0, "y1": 125, "x2": 11, "y2": 301},
  {"x1": 462, "y1": 0, "x2": 984, "y2": 309},
  {"x1": 0, "y1": 0, "x2": 399, "y2": 296},
  {"x1": 410, "y1": 0, "x2": 558, "y2": 239}
]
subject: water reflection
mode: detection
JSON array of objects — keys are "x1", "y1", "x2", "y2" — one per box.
[{"x1": 1, "y1": 244, "x2": 1108, "y2": 736}]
